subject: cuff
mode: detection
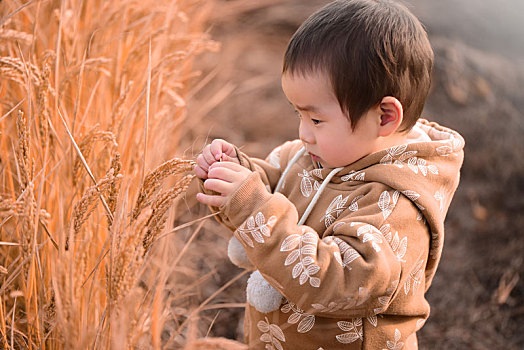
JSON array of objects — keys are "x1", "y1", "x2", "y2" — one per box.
[
  {"x1": 222, "y1": 171, "x2": 272, "y2": 228},
  {"x1": 233, "y1": 145, "x2": 255, "y2": 170}
]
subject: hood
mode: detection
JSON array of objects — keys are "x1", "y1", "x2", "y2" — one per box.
[{"x1": 309, "y1": 119, "x2": 465, "y2": 279}]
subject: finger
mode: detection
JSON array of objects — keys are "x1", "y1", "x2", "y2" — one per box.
[
  {"x1": 194, "y1": 165, "x2": 208, "y2": 179},
  {"x1": 209, "y1": 161, "x2": 246, "y2": 173},
  {"x1": 208, "y1": 165, "x2": 249, "y2": 185},
  {"x1": 196, "y1": 154, "x2": 210, "y2": 171},
  {"x1": 211, "y1": 139, "x2": 237, "y2": 160},
  {"x1": 203, "y1": 178, "x2": 235, "y2": 194},
  {"x1": 221, "y1": 140, "x2": 237, "y2": 158},
  {"x1": 196, "y1": 192, "x2": 226, "y2": 208},
  {"x1": 202, "y1": 145, "x2": 216, "y2": 166},
  {"x1": 210, "y1": 139, "x2": 227, "y2": 161},
  {"x1": 207, "y1": 166, "x2": 238, "y2": 182}
]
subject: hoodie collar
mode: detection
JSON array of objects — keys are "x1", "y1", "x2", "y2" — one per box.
[{"x1": 307, "y1": 119, "x2": 465, "y2": 184}]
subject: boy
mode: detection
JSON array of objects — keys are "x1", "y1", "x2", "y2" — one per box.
[{"x1": 195, "y1": 0, "x2": 464, "y2": 348}]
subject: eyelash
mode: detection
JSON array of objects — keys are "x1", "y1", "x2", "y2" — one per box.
[{"x1": 294, "y1": 110, "x2": 321, "y2": 125}]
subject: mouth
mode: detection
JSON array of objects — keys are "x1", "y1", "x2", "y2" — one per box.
[{"x1": 308, "y1": 152, "x2": 321, "y2": 162}]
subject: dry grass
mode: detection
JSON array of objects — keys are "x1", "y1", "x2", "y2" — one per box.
[{"x1": 0, "y1": 0, "x2": 220, "y2": 348}]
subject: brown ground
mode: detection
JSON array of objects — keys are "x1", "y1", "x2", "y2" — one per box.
[{"x1": 178, "y1": 1, "x2": 524, "y2": 348}]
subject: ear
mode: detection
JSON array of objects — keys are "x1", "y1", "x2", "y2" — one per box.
[{"x1": 377, "y1": 96, "x2": 403, "y2": 137}]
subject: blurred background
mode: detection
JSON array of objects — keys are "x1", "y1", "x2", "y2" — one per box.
[{"x1": 179, "y1": 0, "x2": 524, "y2": 348}]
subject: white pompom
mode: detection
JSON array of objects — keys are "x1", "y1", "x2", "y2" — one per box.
[
  {"x1": 246, "y1": 270, "x2": 284, "y2": 313},
  {"x1": 227, "y1": 236, "x2": 254, "y2": 269}
]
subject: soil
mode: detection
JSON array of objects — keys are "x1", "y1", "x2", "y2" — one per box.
[{"x1": 178, "y1": 1, "x2": 524, "y2": 348}]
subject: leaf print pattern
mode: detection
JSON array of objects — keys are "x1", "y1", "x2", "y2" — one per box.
[
  {"x1": 428, "y1": 126, "x2": 455, "y2": 141},
  {"x1": 435, "y1": 144, "x2": 453, "y2": 156},
  {"x1": 434, "y1": 189, "x2": 445, "y2": 212},
  {"x1": 312, "y1": 287, "x2": 370, "y2": 313},
  {"x1": 401, "y1": 190, "x2": 426, "y2": 213},
  {"x1": 380, "y1": 224, "x2": 407, "y2": 262},
  {"x1": 380, "y1": 144, "x2": 413, "y2": 165},
  {"x1": 451, "y1": 133, "x2": 465, "y2": 150},
  {"x1": 281, "y1": 301, "x2": 316, "y2": 333},
  {"x1": 336, "y1": 318, "x2": 363, "y2": 344},
  {"x1": 432, "y1": 129, "x2": 463, "y2": 156},
  {"x1": 332, "y1": 221, "x2": 345, "y2": 231},
  {"x1": 407, "y1": 157, "x2": 439, "y2": 176},
  {"x1": 237, "y1": 212, "x2": 277, "y2": 248},
  {"x1": 416, "y1": 318, "x2": 426, "y2": 331},
  {"x1": 367, "y1": 314, "x2": 378, "y2": 327},
  {"x1": 298, "y1": 169, "x2": 320, "y2": 197},
  {"x1": 350, "y1": 222, "x2": 384, "y2": 252},
  {"x1": 267, "y1": 146, "x2": 281, "y2": 168},
  {"x1": 348, "y1": 195, "x2": 363, "y2": 212},
  {"x1": 311, "y1": 168, "x2": 324, "y2": 179},
  {"x1": 382, "y1": 329, "x2": 404, "y2": 350},
  {"x1": 400, "y1": 190, "x2": 419, "y2": 202},
  {"x1": 341, "y1": 170, "x2": 365, "y2": 182},
  {"x1": 378, "y1": 190, "x2": 399, "y2": 220},
  {"x1": 404, "y1": 259, "x2": 425, "y2": 295},
  {"x1": 380, "y1": 144, "x2": 438, "y2": 176},
  {"x1": 258, "y1": 317, "x2": 285, "y2": 350},
  {"x1": 323, "y1": 236, "x2": 361, "y2": 270},
  {"x1": 374, "y1": 280, "x2": 399, "y2": 314},
  {"x1": 280, "y1": 227, "x2": 321, "y2": 287},
  {"x1": 321, "y1": 195, "x2": 350, "y2": 228}
]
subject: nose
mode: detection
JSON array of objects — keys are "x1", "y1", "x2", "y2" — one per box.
[{"x1": 299, "y1": 119, "x2": 314, "y2": 144}]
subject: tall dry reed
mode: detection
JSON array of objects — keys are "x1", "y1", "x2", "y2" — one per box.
[{"x1": 0, "y1": 0, "x2": 218, "y2": 348}]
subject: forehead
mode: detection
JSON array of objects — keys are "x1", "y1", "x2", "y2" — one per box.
[
  {"x1": 281, "y1": 71, "x2": 336, "y2": 103},
  {"x1": 281, "y1": 69, "x2": 331, "y2": 85}
]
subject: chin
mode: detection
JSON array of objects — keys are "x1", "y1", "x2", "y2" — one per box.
[
  {"x1": 323, "y1": 160, "x2": 350, "y2": 169},
  {"x1": 320, "y1": 161, "x2": 334, "y2": 168}
]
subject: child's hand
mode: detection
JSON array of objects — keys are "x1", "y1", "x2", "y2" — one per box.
[
  {"x1": 195, "y1": 139, "x2": 239, "y2": 179},
  {"x1": 196, "y1": 161, "x2": 252, "y2": 208}
]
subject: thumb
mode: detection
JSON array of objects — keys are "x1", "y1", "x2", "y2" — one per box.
[
  {"x1": 219, "y1": 141, "x2": 237, "y2": 158},
  {"x1": 210, "y1": 139, "x2": 232, "y2": 160}
]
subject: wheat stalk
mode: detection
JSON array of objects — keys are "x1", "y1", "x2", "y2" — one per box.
[
  {"x1": 0, "y1": 0, "x2": 218, "y2": 348},
  {"x1": 132, "y1": 158, "x2": 195, "y2": 220}
]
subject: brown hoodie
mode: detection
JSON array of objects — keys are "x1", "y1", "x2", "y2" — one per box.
[{"x1": 206, "y1": 119, "x2": 464, "y2": 349}]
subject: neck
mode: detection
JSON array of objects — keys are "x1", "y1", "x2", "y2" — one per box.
[{"x1": 374, "y1": 132, "x2": 409, "y2": 153}]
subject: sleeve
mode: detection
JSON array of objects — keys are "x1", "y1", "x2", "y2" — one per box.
[
  {"x1": 234, "y1": 142, "x2": 290, "y2": 192},
  {"x1": 222, "y1": 172, "x2": 431, "y2": 319},
  {"x1": 199, "y1": 141, "x2": 297, "y2": 231}
]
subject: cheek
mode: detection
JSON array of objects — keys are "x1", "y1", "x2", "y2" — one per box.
[
  {"x1": 327, "y1": 132, "x2": 353, "y2": 160},
  {"x1": 320, "y1": 136, "x2": 341, "y2": 157}
]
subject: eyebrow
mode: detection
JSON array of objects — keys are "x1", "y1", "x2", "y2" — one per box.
[{"x1": 294, "y1": 103, "x2": 319, "y2": 113}]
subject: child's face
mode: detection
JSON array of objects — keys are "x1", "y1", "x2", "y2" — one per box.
[{"x1": 281, "y1": 72, "x2": 380, "y2": 168}]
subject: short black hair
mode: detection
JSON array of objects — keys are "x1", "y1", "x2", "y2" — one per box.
[{"x1": 283, "y1": 0, "x2": 434, "y2": 131}]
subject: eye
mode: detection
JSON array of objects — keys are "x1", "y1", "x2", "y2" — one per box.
[
  {"x1": 294, "y1": 109, "x2": 302, "y2": 118},
  {"x1": 312, "y1": 118, "x2": 321, "y2": 125}
]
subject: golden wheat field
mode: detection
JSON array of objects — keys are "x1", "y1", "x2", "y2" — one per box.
[{"x1": 0, "y1": 0, "x2": 235, "y2": 348}]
